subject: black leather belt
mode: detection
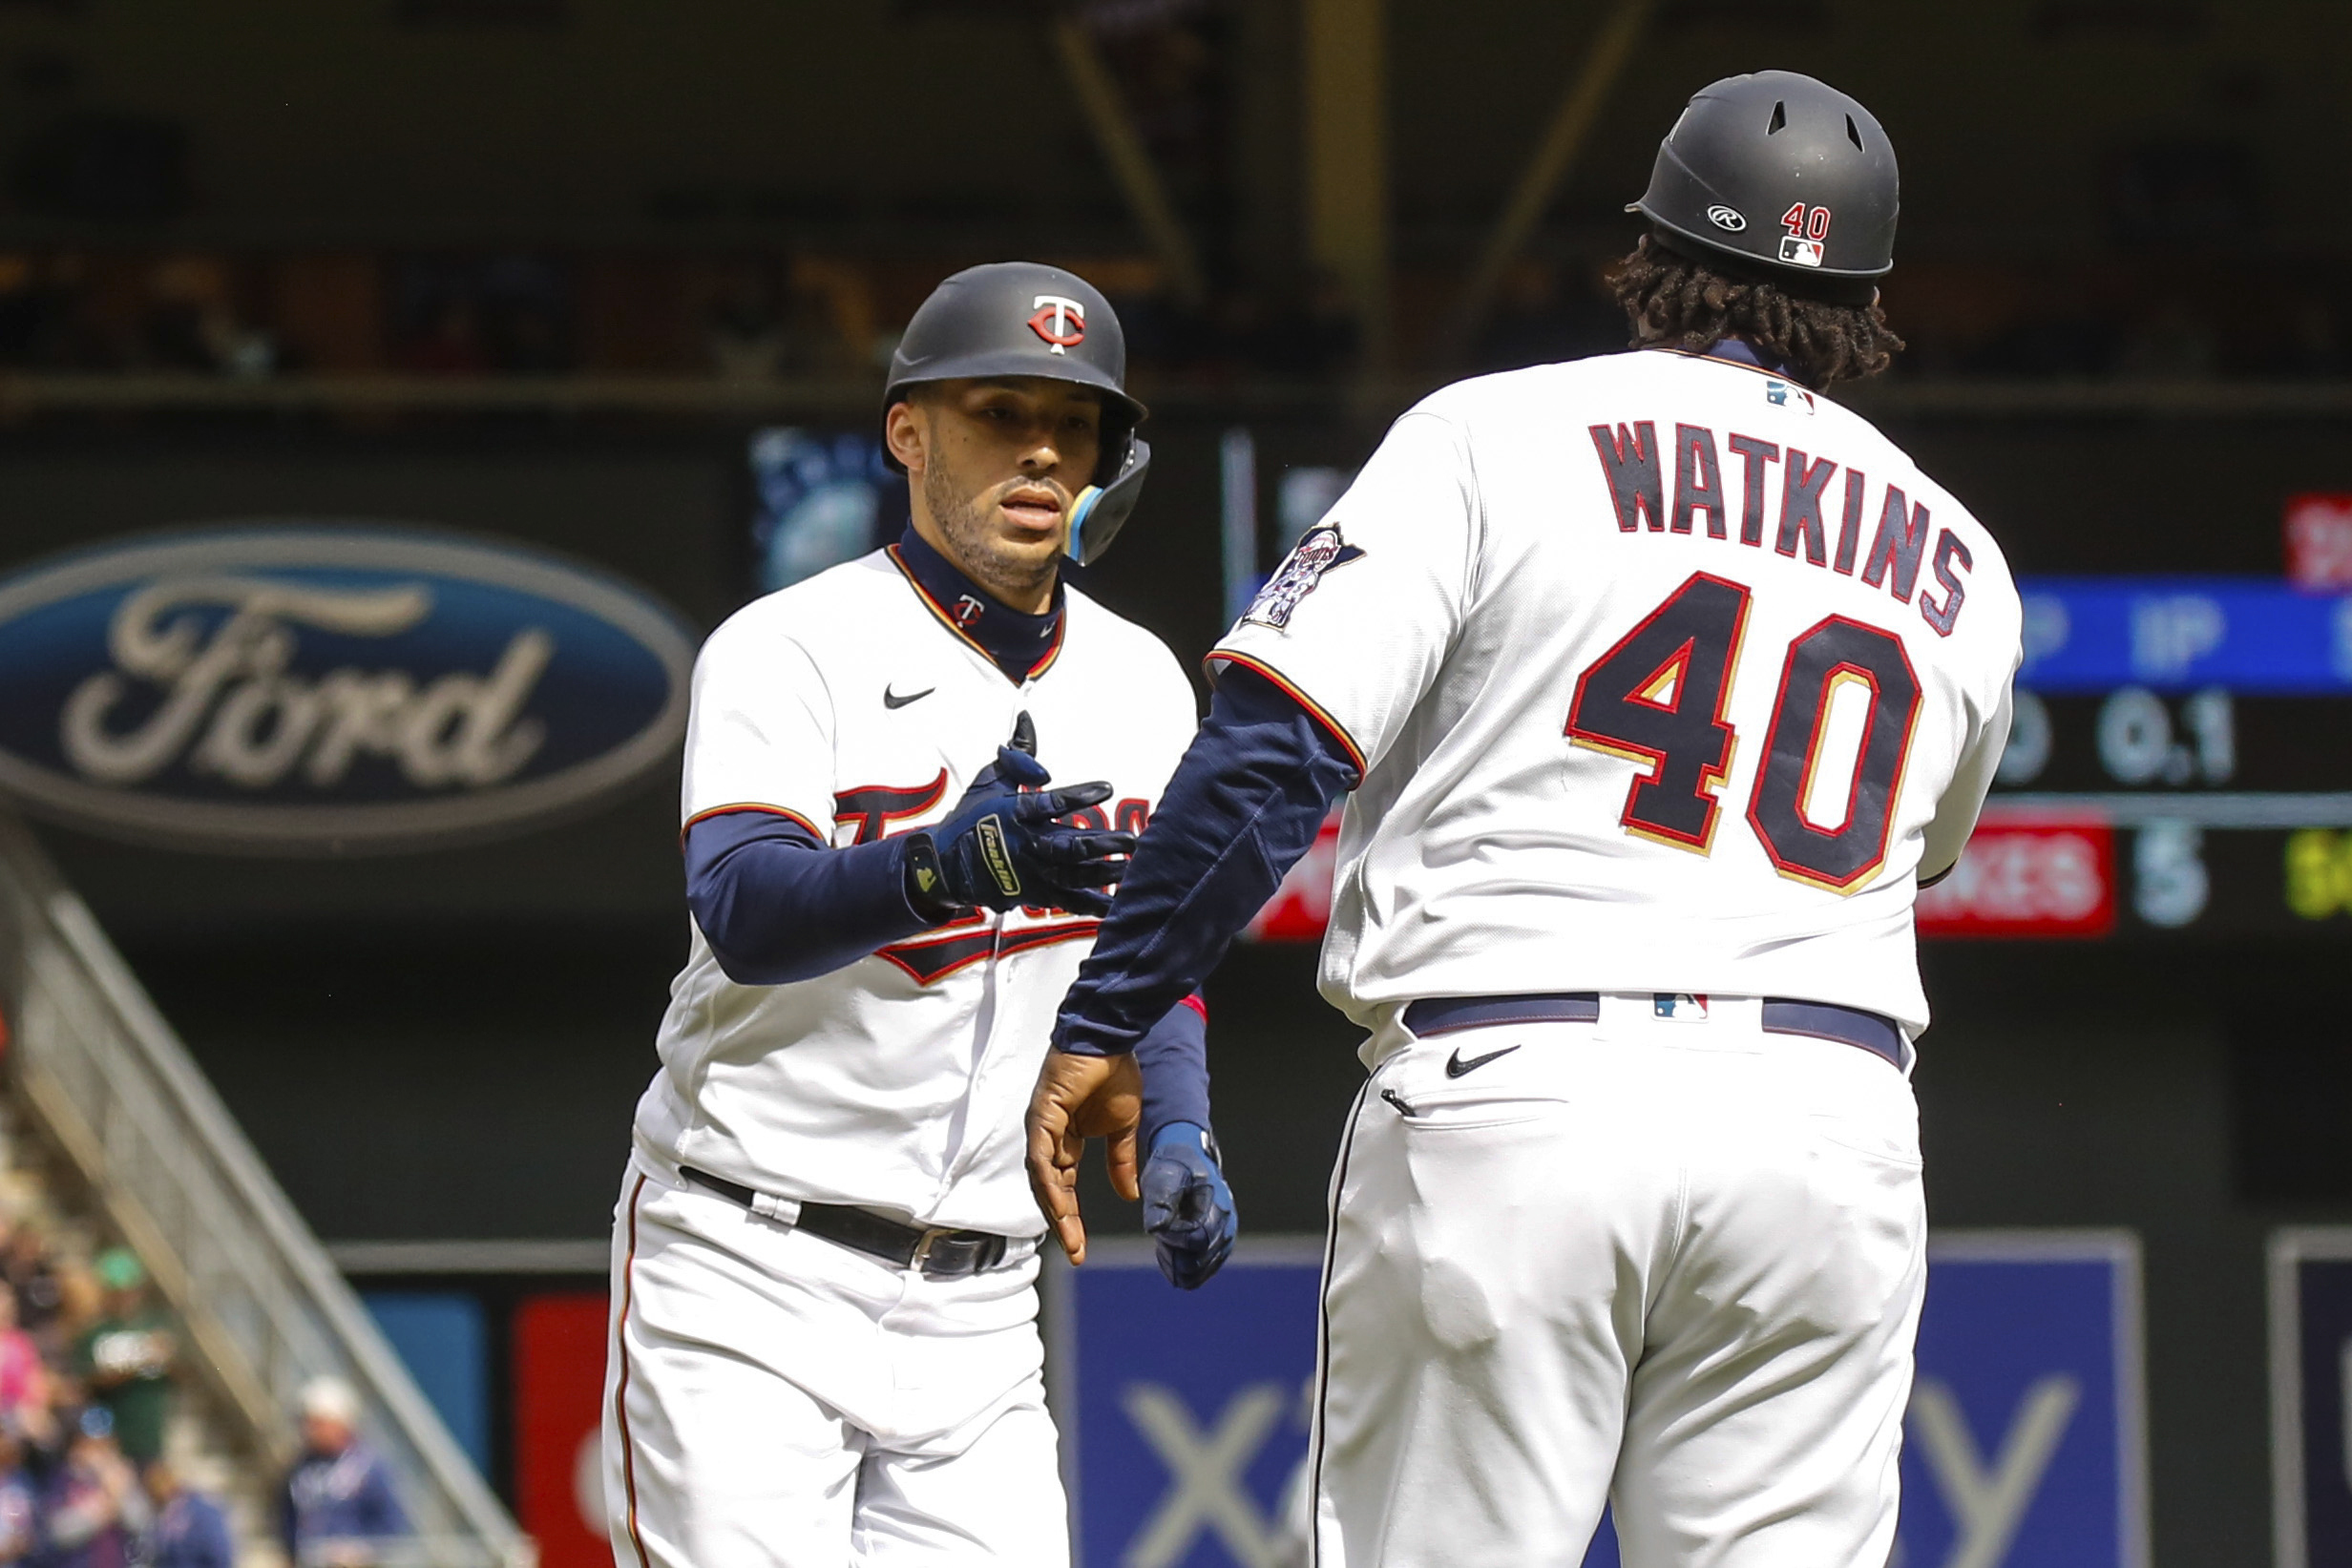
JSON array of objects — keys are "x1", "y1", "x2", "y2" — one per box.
[
  {"x1": 1401, "y1": 993, "x2": 1907, "y2": 1071},
  {"x1": 680, "y1": 1167, "x2": 1015, "y2": 1278}
]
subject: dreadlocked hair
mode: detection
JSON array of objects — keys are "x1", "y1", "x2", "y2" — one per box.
[{"x1": 1609, "y1": 234, "x2": 1904, "y2": 387}]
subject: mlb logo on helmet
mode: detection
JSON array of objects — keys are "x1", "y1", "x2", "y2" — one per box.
[
  {"x1": 1776, "y1": 200, "x2": 1832, "y2": 268},
  {"x1": 1027, "y1": 294, "x2": 1086, "y2": 354}
]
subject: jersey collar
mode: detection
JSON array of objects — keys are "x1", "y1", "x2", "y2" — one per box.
[
  {"x1": 887, "y1": 526, "x2": 1067, "y2": 685},
  {"x1": 1676, "y1": 336, "x2": 1806, "y2": 385}
]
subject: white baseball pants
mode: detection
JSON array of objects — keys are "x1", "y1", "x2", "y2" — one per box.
[
  {"x1": 1310, "y1": 995, "x2": 1927, "y2": 1568},
  {"x1": 602, "y1": 1158, "x2": 1068, "y2": 1568}
]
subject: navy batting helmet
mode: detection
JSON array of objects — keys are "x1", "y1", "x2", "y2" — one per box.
[
  {"x1": 1628, "y1": 71, "x2": 1898, "y2": 303},
  {"x1": 884, "y1": 261, "x2": 1150, "y2": 568}
]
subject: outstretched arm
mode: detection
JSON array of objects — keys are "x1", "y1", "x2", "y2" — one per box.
[
  {"x1": 1027, "y1": 664, "x2": 1356, "y2": 1264},
  {"x1": 1052, "y1": 665, "x2": 1357, "y2": 1057},
  {"x1": 685, "y1": 814, "x2": 933, "y2": 986},
  {"x1": 687, "y1": 713, "x2": 1135, "y2": 986}
]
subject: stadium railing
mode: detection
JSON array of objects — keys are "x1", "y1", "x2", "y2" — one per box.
[{"x1": 0, "y1": 813, "x2": 534, "y2": 1568}]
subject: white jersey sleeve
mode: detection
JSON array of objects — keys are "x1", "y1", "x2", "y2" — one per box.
[
  {"x1": 1213, "y1": 411, "x2": 1479, "y2": 774},
  {"x1": 679, "y1": 611, "x2": 836, "y2": 837},
  {"x1": 1922, "y1": 684, "x2": 2013, "y2": 883}
]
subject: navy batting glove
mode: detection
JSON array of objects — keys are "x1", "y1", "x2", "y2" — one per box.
[
  {"x1": 956, "y1": 711, "x2": 1052, "y2": 800},
  {"x1": 1142, "y1": 1122, "x2": 1236, "y2": 1290},
  {"x1": 920, "y1": 713, "x2": 1136, "y2": 916}
]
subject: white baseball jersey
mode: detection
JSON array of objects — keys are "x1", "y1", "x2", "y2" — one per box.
[
  {"x1": 632, "y1": 546, "x2": 1195, "y2": 1237},
  {"x1": 1214, "y1": 348, "x2": 2021, "y2": 1034}
]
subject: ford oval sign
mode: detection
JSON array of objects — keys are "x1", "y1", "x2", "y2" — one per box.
[{"x1": 0, "y1": 526, "x2": 696, "y2": 854}]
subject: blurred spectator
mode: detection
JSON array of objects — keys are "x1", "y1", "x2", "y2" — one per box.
[
  {"x1": 393, "y1": 260, "x2": 489, "y2": 376},
  {"x1": 0, "y1": 258, "x2": 55, "y2": 368},
  {"x1": 0, "y1": 1286, "x2": 47, "y2": 1437},
  {"x1": 785, "y1": 255, "x2": 874, "y2": 375},
  {"x1": 52, "y1": 1258, "x2": 102, "y2": 1355},
  {"x1": 42, "y1": 1407, "x2": 145, "y2": 1568},
  {"x1": 0, "y1": 1421, "x2": 34, "y2": 1565},
  {"x1": 394, "y1": 255, "x2": 575, "y2": 375},
  {"x1": 3, "y1": 1226, "x2": 64, "y2": 1352},
  {"x1": 71, "y1": 1251, "x2": 174, "y2": 1467},
  {"x1": 706, "y1": 262, "x2": 788, "y2": 381},
  {"x1": 2230, "y1": 293, "x2": 2349, "y2": 378},
  {"x1": 477, "y1": 255, "x2": 573, "y2": 373},
  {"x1": 400, "y1": 297, "x2": 488, "y2": 376},
  {"x1": 140, "y1": 258, "x2": 277, "y2": 379},
  {"x1": 140, "y1": 1460, "x2": 232, "y2": 1568},
  {"x1": 283, "y1": 1376, "x2": 406, "y2": 1568},
  {"x1": 2117, "y1": 299, "x2": 2218, "y2": 378}
]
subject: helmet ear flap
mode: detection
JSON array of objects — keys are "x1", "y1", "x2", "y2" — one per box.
[{"x1": 1066, "y1": 432, "x2": 1150, "y2": 567}]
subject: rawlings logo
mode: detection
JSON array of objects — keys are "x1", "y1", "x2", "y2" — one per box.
[
  {"x1": 1027, "y1": 294, "x2": 1086, "y2": 354},
  {"x1": 1244, "y1": 523, "x2": 1366, "y2": 631}
]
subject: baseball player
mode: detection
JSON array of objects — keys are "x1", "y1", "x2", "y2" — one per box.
[
  {"x1": 604, "y1": 261, "x2": 1236, "y2": 1568},
  {"x1": 1029, "y1": 73, "x2": 2021, "y2": 1566}
]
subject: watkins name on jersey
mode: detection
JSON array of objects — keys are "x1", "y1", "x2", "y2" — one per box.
[{"x1": 1586, "y1": 413, "x2": 1977, "y2": 638}]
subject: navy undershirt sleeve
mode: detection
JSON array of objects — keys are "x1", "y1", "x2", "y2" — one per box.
[
  {"x1": 1052, "y1": 664, "x2": 1358, "y2": 1058},
  {"x1": 1132, "y1": 996, "x2": 1211, "y2": 1149},
  {"x1": 684, "y1": 813, "x2": 935, "y2": 986}
]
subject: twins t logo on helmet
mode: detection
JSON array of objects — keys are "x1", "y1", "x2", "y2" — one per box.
[{"x1": 1027, "y1": 295, "x2": 1086, "y2": 354}]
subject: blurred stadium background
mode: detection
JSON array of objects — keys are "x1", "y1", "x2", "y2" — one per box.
[{"x1": 0, "y1": 1, "x2": 2341, "y2": 1564}]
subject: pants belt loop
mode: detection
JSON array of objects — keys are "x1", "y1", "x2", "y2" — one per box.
[{"x1": 749, "y1": 1191, "x2": 801, "y2": 1226}]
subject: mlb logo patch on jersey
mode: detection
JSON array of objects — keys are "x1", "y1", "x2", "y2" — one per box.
[
  {"x1": 1244, "y1": 523, "x2": 1365, "y2": 630},
  {"x1": 1766, "y1": 379, "x2": 1816, "y2": 413},
  {"x1": 1654, "y1": 993, "x2": 1710, "y2": 1021}
]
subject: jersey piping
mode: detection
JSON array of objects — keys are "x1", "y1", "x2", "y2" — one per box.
[
  {"x1": 1207, "y1": 650, "x2": 1368, "y2": 776},
  {"x1": 680, "y1": 803, "x2": 827, "y2": 844}
]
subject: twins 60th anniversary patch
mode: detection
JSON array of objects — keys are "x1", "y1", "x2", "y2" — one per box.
[{"x1": 1244, "y1": 523, "x2": 1366, "y2": 630}]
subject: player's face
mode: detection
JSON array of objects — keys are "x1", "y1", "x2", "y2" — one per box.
[{"x1": 891, "y1": 378, "x2": 1103, "y2": 612}]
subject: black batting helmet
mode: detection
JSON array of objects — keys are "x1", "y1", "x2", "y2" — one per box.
[
  {"x1": 1628, "y1": 71, "x2": 1899, "y2": 303},
  {"x1": 883, "y1": 261, "x2": 1150, "y2": 567}
]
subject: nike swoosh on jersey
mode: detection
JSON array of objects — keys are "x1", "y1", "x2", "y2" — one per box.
[
  {"x1": 883, "y1": 685, "x2": 935, "y2": 709},
  {"x1": 1444, "y1": 1044, "x2": 1522, "y2": 1077}
]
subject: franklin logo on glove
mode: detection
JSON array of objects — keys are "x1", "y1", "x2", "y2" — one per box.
[{"x1": 976, "y1": 816, "x2": 1022, "y2": 898}]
